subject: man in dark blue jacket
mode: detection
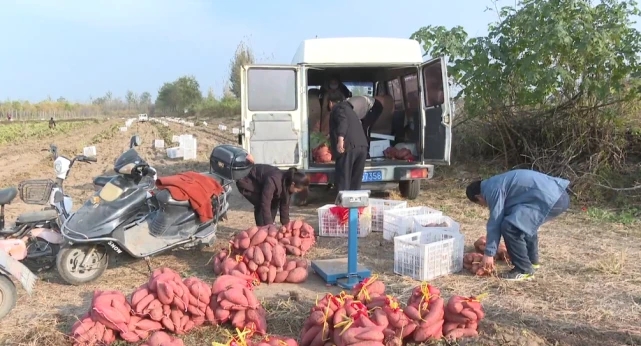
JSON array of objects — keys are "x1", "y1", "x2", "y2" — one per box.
[{"x1": 466, "y1": 169, "x2": 570, "y2": 281}]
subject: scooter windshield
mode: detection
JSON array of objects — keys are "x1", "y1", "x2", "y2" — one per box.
[{"x1": 114, "y1": 149, "x2": 147, "y2": 175}]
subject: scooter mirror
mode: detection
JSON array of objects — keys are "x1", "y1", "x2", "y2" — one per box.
[
  {"x1": 49, "y1": 144, "x2": 58, "y2": 159},
  {"x1": 53, "y1": 191, "x2": 64, "y2": 203}
]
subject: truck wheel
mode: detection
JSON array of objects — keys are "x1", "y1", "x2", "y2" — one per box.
[
  {"x1": 0, "y1": 275, "x2": 17, "y2": 319},
  {"x1": 399, "y1": 180, "x2": 420, "y2": 200},
  {"x1": 56, "y1": 245, "x2": 109, "y2": 285}
]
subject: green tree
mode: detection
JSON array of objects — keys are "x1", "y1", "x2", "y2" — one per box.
[
  {"x1": 139, "y1": 92, "x2": 152, "y2": 106},
  {"x1": 125, "y1": 90, "x2": 138, "y2": 108},
  {"x1": 411, "y1": 0, "x2": 641, "y2": 180},
  {"x1": 228, "y1": 40, "x2": 255, "y2": 99},
  {"x1": 156, "y1": 75, "x2": 203, "y2": 112}
]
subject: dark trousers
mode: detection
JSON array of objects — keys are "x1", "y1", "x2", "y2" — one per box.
[
  {"x1": 502, "y1": 191, "x2": 570, "y2": 273},
  {"x1": 334, "y1": 147, "x2": 368, "y2": 192},
  {"x1": 236, "y1": 184, "x2": 278, "y2": 226}
]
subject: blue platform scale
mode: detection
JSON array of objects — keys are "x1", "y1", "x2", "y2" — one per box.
[{"x1": 311, "y1": 190, "x2": 372, "y2": 289}]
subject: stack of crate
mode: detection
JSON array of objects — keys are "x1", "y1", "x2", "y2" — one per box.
[
  {"x1": 166, "y1": 134, "x2": 197, "y2": 160},
  {"x1": 377, "y1": 202, "x2": 464, "y2": 281}
]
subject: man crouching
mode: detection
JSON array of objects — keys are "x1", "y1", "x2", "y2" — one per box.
[{"x1": 466, "y1": 169, "x2": 570, "y2": 281}]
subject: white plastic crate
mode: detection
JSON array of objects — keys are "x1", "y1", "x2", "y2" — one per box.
[
  {"x1": 317, "y1": 204, "x2": 372, "y2": 238},
  {"x1": 166, "y1": 147, "x2": 184, "y2": 159},
  {"x1": 394, "y1": 230, "x2": 464, "y2": 281},
  {"x1": 383, "y1": 206, "x2": 442, "y2": 241},
  {"x1": 83, "y1": 146, "x2": 96, "y2": 157},
  {"x1": 183, "y1": 148, "x2": 197, "y2": 160},
  {"x1": 153, "y1": 139, "x2": 165, "y2": 149},
  {"x1": 369, "y1": 199, "x2": 407, "y2": 232},
  {"x1": 411, "y1": 214, "x2": 461, "y2": 234}
]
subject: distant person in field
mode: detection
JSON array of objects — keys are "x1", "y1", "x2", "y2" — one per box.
[
  {"x1": 466, "y1": 169, "x2": 570, "y2": 281},
  {"x1": 49, "y1": 117, "x2": 56, "y2": 129}
]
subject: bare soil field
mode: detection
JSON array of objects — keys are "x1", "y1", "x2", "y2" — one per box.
[{"x1": 0, "y1": 119, "x2": 638, "y2": 346}]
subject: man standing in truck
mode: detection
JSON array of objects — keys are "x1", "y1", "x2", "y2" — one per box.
[{"x1": 327, "y1": 90, "x2": 369, "y2": 192}]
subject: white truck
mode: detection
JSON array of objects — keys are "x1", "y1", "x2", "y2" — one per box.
[
  {"x1": 238, "y1": 37, "x2": 452, "y2": 200},
  {"x1": 138, "y1": 113, "x2": 149, "y2": 122}
]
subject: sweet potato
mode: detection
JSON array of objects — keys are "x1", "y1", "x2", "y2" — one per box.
[
  {"x1": 237, "y1": 231, "x2": 251, "y2": 249},
  {"x1": 352, "y1": 276, "x2": 385, "y2": 303},
  {"x1": 446, "y1": 326, "x2": 478, "y2": 340},
  {"x1": 268, "y1": 265, "x2": 277, "y2": 284},
  {"x1": 253, "y1": 247, "x2": 265, "y2": 265},
  {"x1": 211, "y1": 275, "x2": 252, "y2": 295},
  {"x1": 286, "y1": 267, "x2": 308, "y2": 283},
  {"x1": 300, "y1": 238, "x2": 314, "y2": 252},
  {"x1": 269, "y1": 244, "x2": 285, "y2": 267},
  {"x1": 130, "y1": 284, "x2": 150, "y2": 306},
  {"x1": 219, "y1": 288, "x2": 248, "y2": 306},
  {"x1": 419, "y1": 297, "x2": 444, "y2": 325},
  {"x1": 275, "y1": 269, "x2": 290, "y2": 283},
  {"x1": 413, "y1": 319, "x2": 444, "y2": 342},
  {"x1": 300, "y1": 325, "x2": 321, "y2": 346},
  {"x1": 257, "y1": 265, "x2": 269, "y2": 282},
  {"x1": 341, "y1": 327, "x2": 384, "y2": 344},
  {"x1": 289, "y1": 236, "x2": 301, "y2": 248},
  {"x1": 285, "y1": 245, "x2": 302, "y2": 256},
  {"x1": 251, "y1": 228, "x2": 269, "y2": 246},
  {"x1": 247, "y1": 226, "x2": 260, "y2": 239}
]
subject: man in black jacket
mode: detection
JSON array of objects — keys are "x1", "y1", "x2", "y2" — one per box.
[{"x1": 327, "y1": 90, "x2": 369, "y2": 191}]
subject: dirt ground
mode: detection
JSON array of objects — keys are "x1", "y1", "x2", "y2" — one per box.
[{"x1": 0, "y1": 118, "x2": 639, "y2": 346}]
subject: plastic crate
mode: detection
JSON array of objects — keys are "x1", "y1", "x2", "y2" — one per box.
[
  {"x1": 394, "y1": 230, "x2": 464, "y2": 281},
  {"x1": 411, "y1": 214, "x2": 461, "y2": 234},
  {"x1": 18, "y1": 179, "x2": 54, "y2": 205},
  {"x1": 383, "y1": 206, "x2": 442, "y2": 241},
  {"x1": 317, "y1": 204, "x2": 372, "y2": 238},
  {"x1": 369, "y1": 198, "x2": 407, "y2": 232}
]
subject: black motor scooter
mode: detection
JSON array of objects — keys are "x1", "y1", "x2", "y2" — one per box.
[{"x1": 56, "y1": 140, "x2": 252, "y2": 285}]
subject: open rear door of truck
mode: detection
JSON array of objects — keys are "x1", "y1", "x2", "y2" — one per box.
[
  {"x1": 240, "y1": 65, "x2": 303, "y2": 168},
  {"x1": 418, "y1": 57, "x2": 452, "y2": 165}
]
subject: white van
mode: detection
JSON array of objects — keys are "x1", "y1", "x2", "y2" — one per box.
[
  {"x1": 138, "y1": 113, "x2": 149, "y2": 122},
  {"x1": 239, "y1": 37, "x2": 452, "y2": 200}
]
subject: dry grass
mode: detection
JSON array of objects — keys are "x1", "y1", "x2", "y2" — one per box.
[{"x1": 0, "y1": 123, "x2": 640, "y2": 346}]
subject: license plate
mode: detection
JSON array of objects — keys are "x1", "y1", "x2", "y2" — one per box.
[{"x1": 362, "y1": 170, "x2": 383, "y2": 182}]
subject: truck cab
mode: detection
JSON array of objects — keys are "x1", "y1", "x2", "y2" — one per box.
[
  {"x1": 239, "y1": 37, "x2": 452, "y2": 200},
  {"x1": 138, "y1": 113, "x2": 148, "y2": 122}
]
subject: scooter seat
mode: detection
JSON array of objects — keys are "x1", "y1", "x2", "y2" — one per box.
[
  {"x1": 93, "y1": 175, "x2": 117, "y2": 188},
  {"x1": 16, "y1": 209, "x2": 58, "y2": 224},
  {"x1": 155, "y1": 189, "x2": 190, "y2": 207},
  {"x1": 0, "y1": 187, "x2": 18, "y2": 206}
]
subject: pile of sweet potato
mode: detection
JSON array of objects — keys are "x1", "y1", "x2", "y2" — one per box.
[
  {"x1": 213, "y1": 220, "x2": 316, "y2": 284},
  {"x1": 298, "y1": 278, "x2": 483, "y2": 346},
  {"x1": 312, "y1": 144, "x2": 333, "y2": 163},
  {"x1": 463, "y1": 236, "x2": 511, "y2": 276},
  {"x1": 443, "y1": 295, "x2": 484, "y2": 339},
  {"x1": 69, "y1": 267, "x2": 266, "y2": 346},
  {"x1": 383, "y1": 147, "x2": 414, "y2": 161},
  {"x1": 474, "y1": 236, "x2": 510, "y2": 261},
  {"x1": 211, "y1": 274, "x2": 267, "y2": 334}
]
